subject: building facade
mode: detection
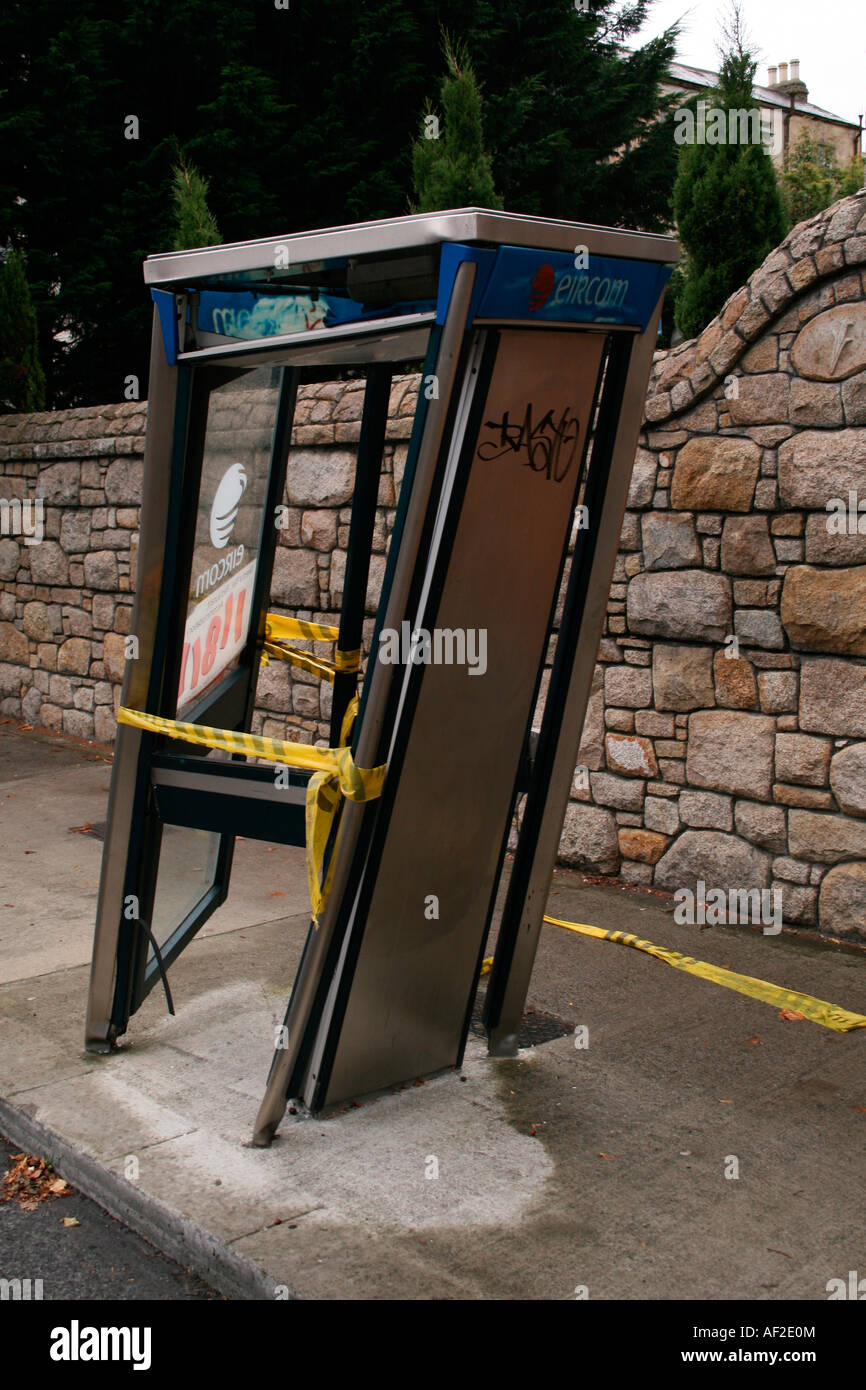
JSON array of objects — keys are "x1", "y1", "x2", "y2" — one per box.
[{"x1": 664, "y1": 59, "x2": 862, "y2": 169}]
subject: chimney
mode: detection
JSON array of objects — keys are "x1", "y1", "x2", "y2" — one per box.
[
  {"x1": 768, "y1": 65, "x2": 777, "y2": 85},
  {"x1": 771, "y1": 59, "x2": 808, "y2": 101}
]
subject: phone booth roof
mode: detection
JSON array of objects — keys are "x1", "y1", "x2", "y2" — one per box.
[
  {"x1": 143, "y1": 208, "x2": 678, "y2": 369},
  {"x1": 144, "y1": 207, "x2": 678, "y2": 291}
]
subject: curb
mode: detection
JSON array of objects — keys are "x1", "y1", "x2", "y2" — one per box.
[{"x1": 0, "y1": 1096, "x2": 292, "y2": 1302}]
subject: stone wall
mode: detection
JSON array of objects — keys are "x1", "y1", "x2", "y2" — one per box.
[
  {"x1": 565, "y1": 189, "x2": 866, "y2": 940},
  {"x1": 1, "y1": 189, "x2": 866, "y2": 939},
  {"x1": 0, "y1": 415, "x2": 143, "y2": 742}
]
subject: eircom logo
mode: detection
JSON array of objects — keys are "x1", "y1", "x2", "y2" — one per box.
[
  {"x1": 529, "y1": 264, "x2": 555, "y2": 312},
  {"x1": 209, "y1": 464, "x2": 248, "y2": 548}
]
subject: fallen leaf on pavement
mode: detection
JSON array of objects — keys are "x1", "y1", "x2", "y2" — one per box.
[
  {"x1": 1, "y1": 1152, "x2": 75, "y2": 1208},
  {"x1": 778, "y1": 1008, "x2": 805, "y2": 1021},
  {"x1": 62, "y1": 1217, "x2": 80, "y2": 1228}
]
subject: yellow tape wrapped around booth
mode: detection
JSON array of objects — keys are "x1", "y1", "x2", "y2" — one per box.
[
  {"x1": 116, "y1": 699, "x2": 383, "y2": 925},
  {"x1": 260, "y1": 613, "x2": 361, "y2": 684}
]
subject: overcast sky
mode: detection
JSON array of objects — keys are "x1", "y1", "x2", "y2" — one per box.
[{"x1": 632, "y1": 0, "x2": 865, "y2": 128}]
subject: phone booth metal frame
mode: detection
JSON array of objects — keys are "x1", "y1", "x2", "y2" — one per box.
[{"x1": 84, "y1": 209, "x2": 677, "y2": 1145}]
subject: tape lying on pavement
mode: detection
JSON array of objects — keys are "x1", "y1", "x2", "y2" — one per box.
[{"x1": 540, "y1": 914, "x2": 866, "y2": 1034}]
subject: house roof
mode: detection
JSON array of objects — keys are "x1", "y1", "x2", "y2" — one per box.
[{"x1": 665, "y1": 60, "x2": 860, "y2": 129}]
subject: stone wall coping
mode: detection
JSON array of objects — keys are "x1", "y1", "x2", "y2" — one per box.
[
  {"x1": 0, "y1": 375, "x2": 421, "y2": 451},
  {"x1": 647, "y1": 191, "x2": 866, "y2": 425}
]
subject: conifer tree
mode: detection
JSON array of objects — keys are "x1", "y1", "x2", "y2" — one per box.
[
  {"x1": 412, "y1": 34, "x2": 500, "y2": 211},
  {"x1": 171, "y1": 153, "x2": 222, "y2": 250},
  {"x1": 673, "y1": 8, "x2": 786, "y2": 341},
  {"x1": 0, "y1": 250, "x2": 47, "y2": 413}
]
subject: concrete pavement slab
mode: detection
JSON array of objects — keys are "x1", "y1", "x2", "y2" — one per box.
[{"x1": 0, "y1": 721, "x2": 310, "y2": 982}]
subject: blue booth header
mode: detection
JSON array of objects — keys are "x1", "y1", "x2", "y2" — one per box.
[{"x1": 437, "y1": 243, "x2": 671, "y2": 332}]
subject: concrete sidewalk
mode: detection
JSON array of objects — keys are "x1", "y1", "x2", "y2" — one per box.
[{"x1": 1, "y1": 719, "x2": 865, "y2": 1300}]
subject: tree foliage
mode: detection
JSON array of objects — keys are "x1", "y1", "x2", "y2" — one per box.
[
  {"x1": 836, "y1": 153, "x2": 866, "y2": 198},
  {"x1": 0, "y1": 250, "x2": 47, "y2": 414},
  {"x1": 412, "y1": 34, "x2": 500, "y2": 212},
  {"x1": 0, "y1": 0, "x2": 679, "y2": 405},
  {"x1": 171, "y1": 153, "x2": 221, "y2": 250},
  {"x1": 780, "y1": 135, "x2": 865, "y2": 227},
  {"x1": 672, "y1": 12, "x2": 786, "y2": 341}
]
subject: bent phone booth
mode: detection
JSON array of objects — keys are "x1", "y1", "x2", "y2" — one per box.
[{"x1": 83, "y1": 209, "x2": 677, "y2": 1144}]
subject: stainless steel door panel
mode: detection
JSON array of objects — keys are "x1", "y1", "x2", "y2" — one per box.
[{"x1": 321, "y1": 328, "x2": 605, "y2": 1104}]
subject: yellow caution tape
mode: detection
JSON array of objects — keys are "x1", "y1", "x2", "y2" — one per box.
[
  {"x1": 117, "y1": 702, "x2": 384, "y2": 924},
  {"x1": 338, "y1": 694, "x2": 360, "y2": 748},
  {"x1": 334, "y1": 647, "x2": 362, "y2": 673},
  {"x1": 267, "y1": 615, "x2": 341, "y2": 645},
  {"x1": 260, "y1": 613, "x2": 360, "y2": 683},
  {"x1": 261, "y1": 641, "x2": 341, "y2": 682},
  {"x1": 541, "y1": 914, "x2": 866, "y2": 1033},
  {"x1": 305, "y1": 694, "x2": 364, "y2": 922}
]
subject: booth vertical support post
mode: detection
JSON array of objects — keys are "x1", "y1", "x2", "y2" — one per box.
[
  {"x1": 247, "y1": 365, "x2": 300, "y2": 722},
  {"x1": 85, "y1": 309, "x2": 185, "y2": 1049},
  {"x1": 330, "y1": 364, "x2": 392, "y2": 745}
]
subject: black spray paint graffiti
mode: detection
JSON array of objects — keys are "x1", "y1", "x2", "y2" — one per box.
[{"x1": 478, "y1": 403, "x2": 581, "y2": 482}]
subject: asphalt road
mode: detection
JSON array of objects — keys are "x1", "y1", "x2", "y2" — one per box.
[{"x1": 0, "y1": 1137, "x2": 223, "y2": 1301}]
